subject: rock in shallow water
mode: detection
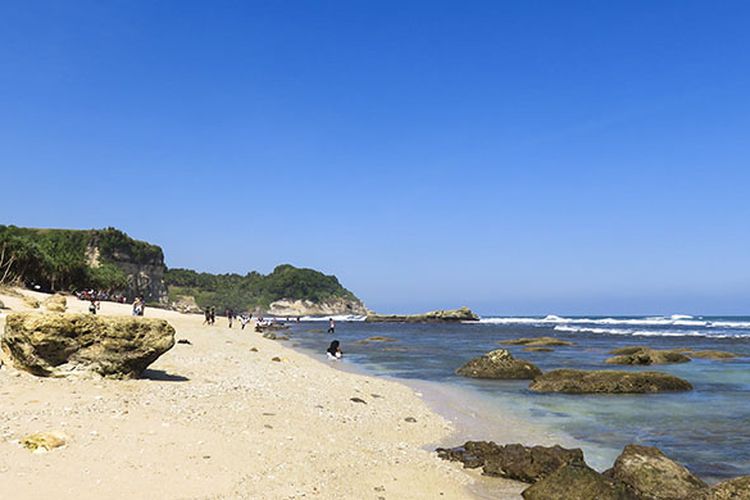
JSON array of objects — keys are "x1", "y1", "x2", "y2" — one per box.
[
  {"x1": 501, "y1": 337, "x2": 574, "y2": 347},
  {"x1": 606, "y1": 347, "x2": 691, "y2": 365},
  {"x1": 703, "y1": 476, "x2": 750, "y2": 499},
  {"x1": 1, "y1": 312, "x2": 175, "y2": 378},
  {"x1": 529, "y1": 369, "x2": 692, "y2": 394},
  {"x1": 456, "y1": 349, "x2": 542, "y2": 379},
  {"x1": 436, "y1": 441, "x2": 584, "y2": 483},
  {"x1": 604, "y1": 444, "x2": 707, "y2": 500},
  {"x1": 521, "y1": 462, "x2": 639, "y2": 500}
]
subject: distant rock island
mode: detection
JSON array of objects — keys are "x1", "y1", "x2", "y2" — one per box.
[
  {"x1": 0, "y1": 225, "x2": 367, "y2": 317},
  {"x1": 365, "y1": 306, "x2": 479, "y2": 323}
]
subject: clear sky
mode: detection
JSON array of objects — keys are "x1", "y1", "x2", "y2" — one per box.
[{"x1": 2, "y1": 1, "x2": 749, "y2": 315}]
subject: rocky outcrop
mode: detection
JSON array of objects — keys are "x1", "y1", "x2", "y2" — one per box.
[
  {"x1": 267, "y1": 297, "x2": 368, "y2": 317},
  {"x1": 606, "y1": 347, "x2": 692, "y2": 365},
  {"x1": 22, "y1": 295, "x2": 40, "y2": 309},
  {"x1": 529, "y1": 369, "x2": 693, "y2": 394},
  {"x1": 436, "y1": 441, "x2": 585, "y2": 483},
  {"x1": 456, "y1": 349, "x2": 542, "y2": 379},
  {"x1": 365, "y1": 306, "x2": 479, "y2": 323},
  {"x1": 170, "y1": 294, "x2": 203, "y2": 314},
  {"x1": 502, "y1": 337, "x2": 574, "y2": 347},
  {"x1": 522, "y1": 462, "x2": 639, "y2": 500},
  {"x1": 703, "y1": 476, "x2": 750, "y2": 499},
  {"x1": 1, "y1": 313, "x2": 175, "y2": 378},
  {"x1": 43, "y1": 294, "x2": 67, "y2": 313},
  {"x1": 604, "y1": 444, "x2": 707, "y2": 499}
]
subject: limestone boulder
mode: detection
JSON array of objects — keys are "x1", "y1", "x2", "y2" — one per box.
[
  {"x1": 456, "y1": 349, "x2": 542, "y2": 379},
  {"x1": 437, "y1": 441, "x2": 585, "y2": 483},
  {"x1": 22, "y1": 296, "x2": 40, "y2": 309},
  {"x1": 43, "y1": 294, "x2": 67, "y2": 313},
  {"x1": 1, "y1": 312, "x2": 175, "y2": 378},
  {"x1": 703, "y1": 476, "x2": 750, "y2": 499},
  {"x1": 605, "y1": 444, "x2": 707, "y2": 499},
  {"x1": 529, "y1": 369, "x2": 692, "y2": 394},
  {"x1": 522, "y1": 462, "x2": 639, "y2": 500}
]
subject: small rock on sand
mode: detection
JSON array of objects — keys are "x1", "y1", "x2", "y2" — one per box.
[
  {"x1": 350, "y1": 397, "x2": 367, "y2": 404},
  {"x1": 21, "y1": 431, "x2": 68, "y2": 452},
  {"x1": 271, "y1": 357, "x2": 282, "y2": 362}
]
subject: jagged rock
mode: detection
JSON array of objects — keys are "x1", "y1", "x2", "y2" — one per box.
[
  {"x1": 170, "y1": 295, "x2": 203, "y2": 314},
  {"x1": 22, "y1": 296, "x2": 40, "y2": 309},
  {"x1": 1, "y1": 312, "x2": 175, "y2": 378},
  {"x1": 604, "y1": 444, "x2": 707, "y2": 499},
  {"x1": 606, "y1": 347, "x2": 691, "y2": 365},
  {"x1": 529, "y1": 369, "x2": 692, "y2": 394},
  {"x1": 365, "y1": 306, "x2": 479, "y2": 323},
  {"x1": 21, "y1": 431, "x2": 68, "y2": 452},
  {"x1": 522, "y1": 462, "x2": 639, "y2": 500},
  {"x1": 502, "y1": 337, "x2": 574, "y2": 347},
  {"x1": 456, "y1": 349, "x2": 542, "y2": 379},
  {"x1": 43, "y1": 294, "x2": 67, "y2": 313},
  {"x1": 268, "y1": 297, "x2": 368, "y2": 317},
  {"x1": 703, "y1": 476, "x2": 750, "y2": 499},
  {"x1": 436, "y1": 441, "x2": 584, "y2": 483}
]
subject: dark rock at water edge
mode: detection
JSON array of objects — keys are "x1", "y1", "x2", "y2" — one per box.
[
  {"x1": 456, "y1": 349, "x2": 542, "y2": 379},
  {"x1": 604, "y1": 444, "x2": 707, "y2": 500},
  {"x1": 502, "y1": 337, "x2": 574, "y2": 347},
  {"x1": 2, "y1": 312, "x2": 175, "y2": 378},
  {"x1": 436, "y1": 441, "x2": 584, "y2": 483},
  {"x1": 529, "y1": 369, "x2": 693, "y2": 394},
  {"x1": 365, "y1": 306, "x2": 479, "y2": 323},
  {"x1": 522, "y1": 462, "x2": 639, "y2": 500},
  {"x1": 703, "y1": 476, "x2": 750, "y2": 499},
  {"x1": 606, "y1": 347, "x2": 691, "y2": 365}
]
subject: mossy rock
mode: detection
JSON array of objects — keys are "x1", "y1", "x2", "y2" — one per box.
[
  {"x1": 522, "y1": 462, "x2": 639, "y2": 500},
  {"x1": 43, "y1": 294, "x2": 67, "y2": 313},
  {"x1": 529, "y1": 369, "x2": 693, "y2": 394},
  {"x1": 456, "y1": 349, "x2": 542, "y2": 380},
  {"x1": 606, "y1": 348, "x2": 691, "y2": 365},
  {"x1": 704, "y1": 476, "x2": 750, "y2": 499},
  {"x1": 22, "y1": 296, "x2": 40, "y2": 309}
]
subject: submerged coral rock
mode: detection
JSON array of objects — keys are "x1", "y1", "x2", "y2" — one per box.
[
  {"x1": 2, "y1": 313, "x2": 175, "y2": 378},
  {"x1": 456, "y1": 349, "x2": 542, "y2": 379},
  {"x1": 606, "y1": 347, "x2": 691, "y2": 365},
  {"x1": 522, "y1": 462, "x2": 639, "y2": 500},
  {"x1": 529, "y1": 369, "x2": 692, "y2": 394},
  {"x1": 436, "y1": 441, "x2": 584, "y2": 483},
  {"x1": 43, "y1": 294, "x2": 67, "y2": 313},
  {"x1": 21, "y1": 431, "x2": 68, "y2": 452},
  {"x1": 502, "y1": 337, "x2": 574, "y2": 347},
  {"x1": 605, "y1": 444, "x2": 707, "y2": 499},
  {"x1": 365, "y1": 306, "x2": 479, "y2": 323},
  {"x1": 704, "y1": 476, "x2": 750, "y2": 499}
]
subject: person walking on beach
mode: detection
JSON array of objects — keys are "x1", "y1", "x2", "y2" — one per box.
[
  {"x1": 239, "y1": 313, "x2": 251, "y2": 330},
  {"x1": 203, "y1": 307, "x2": 211, "y2": 326},
  {"x1": 210, "y1": 306, "x2": 216, "y2": 325},
  {"x1": 326, "y1": 340, "x2": 342, "y2": 360},
  {"x1": 226, "y1": 309, "x2": 234, "y2": 328},
  {"x1": 328, "y1": 318, "x2": 335, "y2": 334}
]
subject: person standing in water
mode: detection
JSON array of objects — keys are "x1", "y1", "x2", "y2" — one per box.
[
  {"x1": 326, "y1": 340, "x2": 342, "y2": 360},
  {"x1": 327, "y1": 318, "x2": 335, "y2": 334}
]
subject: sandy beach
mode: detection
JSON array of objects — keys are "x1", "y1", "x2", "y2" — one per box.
[{"x1": 0, "y1": 290, "x2": 510, "y2": 499}]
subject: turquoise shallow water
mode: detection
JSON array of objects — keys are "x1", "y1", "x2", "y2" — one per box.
[{"x1": 286, "y1": 315, "x2": 750, "y2": 482}]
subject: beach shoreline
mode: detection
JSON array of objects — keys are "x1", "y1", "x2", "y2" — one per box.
[{"x1": 0, "y1": 289, "x2": 481, "y2": 499}]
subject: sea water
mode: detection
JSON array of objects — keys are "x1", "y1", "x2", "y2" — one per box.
[{"x1": 286, "y1": 315, "x2": 750, "y2": 482}]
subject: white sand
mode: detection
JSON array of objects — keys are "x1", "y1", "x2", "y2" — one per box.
[{"x1": 0, "y1": 290, "x2": 495, "y2": 499}]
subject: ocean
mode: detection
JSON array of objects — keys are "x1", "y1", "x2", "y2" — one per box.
[{"x1": 285, "y1": 314, "x2": 750, "y2": 483}]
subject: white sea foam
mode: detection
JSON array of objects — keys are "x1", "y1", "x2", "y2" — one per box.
[{"x1": 478, "y1": 315, "x2": 750, "y2": 330}]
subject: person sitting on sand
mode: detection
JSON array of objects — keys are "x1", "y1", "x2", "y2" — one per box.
[
  {"x1": 328, "y1": 318, "x2": 335, "y2": 334},
  {"x1": 326, "y1": 340, "x2": 342, "y2": 360}
]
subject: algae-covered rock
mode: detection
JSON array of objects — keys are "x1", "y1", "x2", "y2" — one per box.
[
  {"x1": 436, "y1": 441, "x2": 584, "y2": 483},
  {"x1": 21, "y1": 431, "x2": 68, "y2": 452},
  {"x1": 606, "y1": 348, "x2": 691, "y2": 365},
  {"x1": 605, "y1": 444, "x2": 707, "y2": 499},
  {"x1": 704, "y1": 476, "x2": 750, "y2": 499},
  {"x1": 22, "y1": 296, "x2": 40, "y2": 309},
  {"x1": 529, "y1": 369, "x2": 692, "y2": 394},
  {"x1": 502, "y1": 337, "x2": 574, "y2": 347},
  {"x1": 1, "y1": 312, "x2": 175, "y2": 378},
  {"x1": 456, "y1": 349, "x2": 542, "y2": 379},
  {"x1": 522, "y1": 462, "x2": 639, "y2": 500},
  {"x1": 357, "y1": 336, "x2": 398, "y2": 344},
  {"x1": 43, "y1": 294, "x2": 67, "y2": 313},
  {"x1": 523, "y1": 347, "x2": 554, "y2": 353},
  {"x1": 365, "y1": 306, "x2": 479, "y2": 323}
]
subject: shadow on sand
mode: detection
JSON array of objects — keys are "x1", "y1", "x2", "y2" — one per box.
[{"x1": 141, "y1": 369, "x2": 189, "y2": 382}]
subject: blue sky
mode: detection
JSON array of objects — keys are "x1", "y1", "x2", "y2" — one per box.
[{"x1": 2, "y1": 1, "x2": 749, "y2": 314}]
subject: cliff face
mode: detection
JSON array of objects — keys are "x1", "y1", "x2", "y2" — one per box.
[{"x1": 267, "y1": 297, "x2": 369, "y2": 317}]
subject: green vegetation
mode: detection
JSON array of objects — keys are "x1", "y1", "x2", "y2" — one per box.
[
  {"x1": 0, "y1": 225, "x2": 159, "y2": 292},
  {"x1": 166, "y1": 264, "x2": 359, "y2": 312}
]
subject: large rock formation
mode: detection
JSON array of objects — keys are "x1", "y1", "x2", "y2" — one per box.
[
  {"x1": 529, "y1": 369, "x2": 693, "y2": 394},
  {"x1": 1, "y1": 313, "x2": 175, "y2": 378},
  {"x1": 267, "y1": 297, "x2": 368, "y2": 317},
  {"x1": 365, "y1": 306, "x2": 479, "y2": 323},
  {"x1": 703, "y1": 476, "x2": 750, "y2": 499},
  {"x1": 436, "y1": 441, "x2": 585, "y2": 483},
  {"x1": 42, "y1": 294, "x2": 67, "y2": 313},
  {"x1": 456, "y1": 349, "x2": 542, "y2": 379},
  {"x1": 521, "y1": 462, "x2": 639, "y2": 500},
  {"x1": 606, "y1": 347, "x2": 692, "y2": 365},
  {"x1": 604, "y1": 444, "x2": 707, "y2": 500}
]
